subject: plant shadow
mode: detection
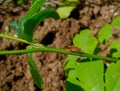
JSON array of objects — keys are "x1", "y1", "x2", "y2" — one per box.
[{"x1": 66, "y1": 81, "x2": 84, "y2": 91}]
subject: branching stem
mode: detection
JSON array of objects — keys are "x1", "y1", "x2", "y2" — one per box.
[{"x1": 0, "y1": 34, "x2": 119, "y2": 62}]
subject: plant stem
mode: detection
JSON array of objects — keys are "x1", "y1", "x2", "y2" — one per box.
[
  {"x1": 0, "y1": 34, "x2": 119, "y2": 62},
  {"x1": 0, "y1": 34, "x2": 44, "y2": 47},
  {"x1": 0, "y1": 47, "x2": 119, "y2": 62}
]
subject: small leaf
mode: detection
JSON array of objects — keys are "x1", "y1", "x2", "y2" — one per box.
[
  {"x1": 111, "y1": 17, "x2": 120, "y2": 28},
  {"x1": 57, "y1": 6, "x2": 75, "y2": 19},
  {"x1": 98, "y1": 24, "x2": 112, "y2": 44},
  {"x1": 73, "y1": 29, "x2": 98, "y2": 54},
  {"x1": 56, "y1": 0, "x2": 78, "y2": 18},
  {"x1": 110, "y1": 40, "x2": 120, "y2": 58},
  {"x1": 105, "y1": 61, "x2": 120, "y2": 91},
  {"x1": 64, "y1": 55, "x2": 79, "y2": 76}
]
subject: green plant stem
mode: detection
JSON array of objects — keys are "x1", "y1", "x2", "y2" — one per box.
[
  {"x1": 0, "y1": 34, "x2": 119, "y2": 62},
  {"x1": 0, "y1": 47, "x2": 119, "y2": 62},
  {"x1": 0, "y1": 34, "x2": 44, "y2": 47}
]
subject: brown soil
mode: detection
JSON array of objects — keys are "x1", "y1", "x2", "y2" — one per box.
[{"x1": 0, "y1": 0, "x2": 120, "y2": 91}]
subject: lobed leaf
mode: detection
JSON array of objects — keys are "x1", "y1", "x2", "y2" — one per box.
[
  {"x1": 65, "y1": 17, "x2": 120, "y2": 91},
  {"x1": 110, "y1": 40, "x2": 120, "y2": 58},
  {"x1": 66, "y1": 60, "x2": 104, "y2": 91},
  {"x1": 73, "y1": 29, "x2": 98, "y2": 54},
  {"x1": 105, "y1": 61, "x2": 120, "y2": 91},
  {"x1": 98, "y1": 24, "x2": 112, "y2": 44},
  {"x1": 111, "y1": 17, "x2": 120, "y2": 28},
  {"x1": 64, "y1": 55, "x2": 79, "y2": 69}
]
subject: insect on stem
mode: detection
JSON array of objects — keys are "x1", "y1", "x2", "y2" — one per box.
[{"x1": 65, "y1": 46, "x2": 80, "y2": 52}]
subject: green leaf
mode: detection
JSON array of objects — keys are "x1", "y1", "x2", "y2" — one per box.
[
  {"x1": 26, "y1": 43, "x2": 43, "y2": 89},
  {"x1": 9, "y1": 0, "x2": 59, "y2": 42},
  {"x1": 28, "y1": 53, "x2": 43, "y2": 89},
  {"x1": 64, "y1": 55, "x2": 79, "y2": 70},
  {"x1": 110, "y1": 40, "x2": 120, "y2": 58},
  {"x1": 98, "y1": 24, "x2": 112, "y2": 44},
  {"x1": 105, "y1": 61, "x2": 120, "y2": 91},
  {"x1": 24, "y1": 0, "x2": 46, "y2": 20},
  {"x1": 9, "y1": 0, "x2": 46, "y2": 38},
  {"x1": 111, "y1": 17, "x2": 120, "y2": 28},
  {"x1": 57, "y1": 6, "x2": 75, "y2": 19},
  {"x1": 23, "y1": 8, "x2": 59, "y2": 42},
  {"x1": 56, "y1": 0, "x2": 78, "y2": 18},
  {"x1": 66, "y1": 60, "x2": 104, "y2": 91},
  {"x1": 73, "y1": 29, "x2": 98, "y2": 54}
]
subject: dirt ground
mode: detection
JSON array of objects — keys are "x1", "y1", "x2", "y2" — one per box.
[{"x1": 0, "y1": 0, "x2": 120, "y2": 91}]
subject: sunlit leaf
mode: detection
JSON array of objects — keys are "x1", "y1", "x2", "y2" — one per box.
[
  {"x1": 56, "y1": 0, "x2": 78, "y2": 18},
  {"x1": 73, "y1": 29, "x2": 98, "y2": 54},
  {"x1": 98, "y1": 24, "x2": 112, "y2": 44},
  {"x1": 110, "y1": 40, "x2": 120, "y2": 58},
  {"x1": 57, "y1": 6, "x2": 75, "y2": 19},
  {"x1": 111, "y1": 17, "x2": 120, "y2": 28},
  {"x1": 64, "y1": 55, "x2": 79, "y2": 70},
  {"x1": 66, "y1": 60, "x2": 104, "y2": 91},
  {"x1": 105, "y1": 61, "x2": 120, "y2": 91}
]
